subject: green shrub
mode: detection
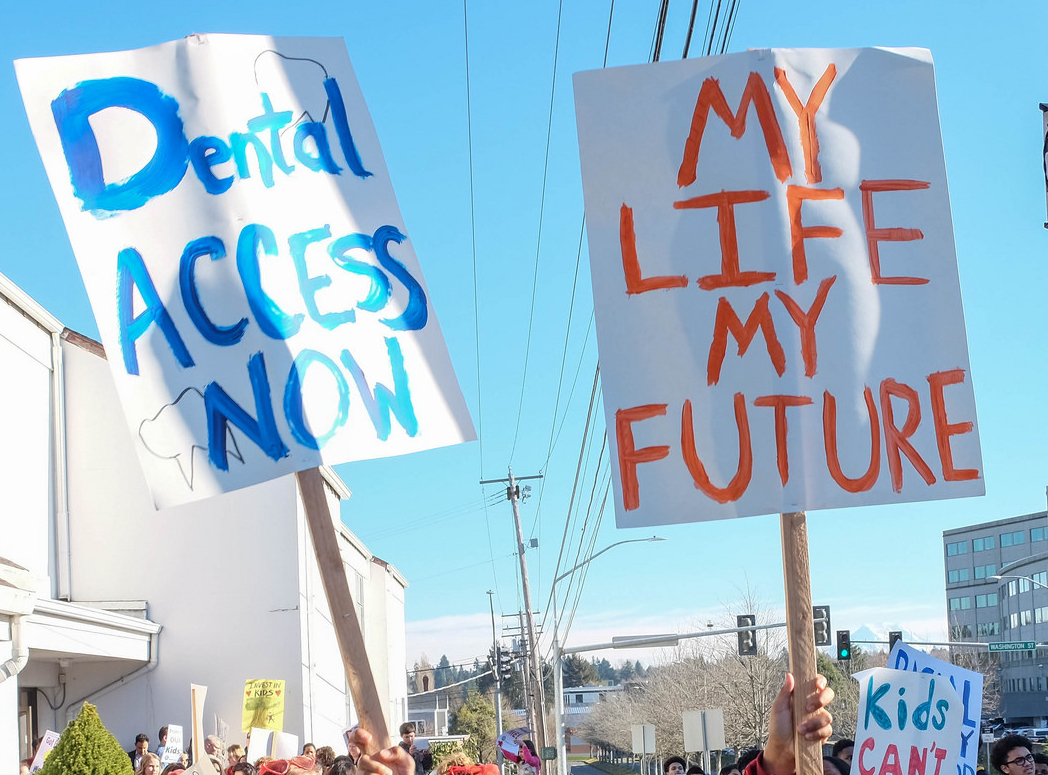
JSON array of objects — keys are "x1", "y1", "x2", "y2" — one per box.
[{"x1": 38, "y1": 702, "x2": 134, "y2": 775}]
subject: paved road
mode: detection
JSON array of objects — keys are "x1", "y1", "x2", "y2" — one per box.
[{"x1": 569, "y1": 764, "x2": 610, "y2": 775}]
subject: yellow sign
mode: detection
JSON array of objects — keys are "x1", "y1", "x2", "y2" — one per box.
[{"x1": 242, "y1": 679, "x2": 286, "y2": 732}]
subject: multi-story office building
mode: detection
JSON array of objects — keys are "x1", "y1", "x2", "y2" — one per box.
[{"x1": 943, "y1": 510, "x2": 1048, "y2": 722}]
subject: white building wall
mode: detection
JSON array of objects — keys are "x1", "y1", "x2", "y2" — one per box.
[{"x1": 0, "y1": 274, "x2": 409, "y2": 766}]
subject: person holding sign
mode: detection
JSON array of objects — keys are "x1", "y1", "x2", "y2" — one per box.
[
  {"x1": 346, "y1": 673, "x2": 834, "y2": 775},
  {"x1": 991, "y1": 736, "x2": 1036, "y2": 775}
]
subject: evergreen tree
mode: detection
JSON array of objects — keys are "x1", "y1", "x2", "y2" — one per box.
[{"x1": 39, "y1": 702, "x2": 133, "y2": 775}]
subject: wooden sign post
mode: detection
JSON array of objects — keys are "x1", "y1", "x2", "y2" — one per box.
[
  {"x1": 297, "y1": 468, "x2": 391, "y2": 750},
  {"x1": 780, "y1": 512, "x2": 820, "y2": 775}
]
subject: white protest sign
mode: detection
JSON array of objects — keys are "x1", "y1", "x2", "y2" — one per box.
[
  {"x1": 573, "y1": 48, "x2": 983, "y2": 527},
  {"x1": 889, "y1": 641, "x2": 983, "y2": 775},
  {"x1": 16, "y1": 34, "x2": 474, "y2": 508},
  {"x1": 855, "y1": 667, "x2": 963, "y2": 775},
  {"x1": 247, "y1": 727, "x2": 299, "y2": 760},
  {"x1": 160, "y1": 724, "x2": 184, "y2": 765},
  {"x1": 28, "y1": 729, "x2": 61, "y2": 773}
]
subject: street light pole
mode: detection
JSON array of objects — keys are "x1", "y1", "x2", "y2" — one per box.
[
  {"x1": 489, "y1": 590, "x2": 504, "y2": 767},
  {"x1": 551, "y1": 536, "x2": 664, "y2": 775}
]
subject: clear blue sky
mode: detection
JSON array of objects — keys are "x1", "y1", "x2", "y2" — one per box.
[{"x1": 4, "y1": 1, "x2": 1048, "y2": 670}]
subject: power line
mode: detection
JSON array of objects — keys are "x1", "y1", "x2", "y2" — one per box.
[{"x1": 509, "y1": 0, "x2": 566, "y2": 464}]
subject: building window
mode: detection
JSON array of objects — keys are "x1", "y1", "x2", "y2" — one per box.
[
  {"x1": 976, "y1": 593, "x2": 998, "y2": 608},
  {"x1": 576, "y1": 694, "x2": 583, "y2": 703},
  {"x1": 1035, "y1": 572, "x2": 1047, "y2": 587},
  {"x1": 949, "y1": 597, "x2": 971, "y2": 610},
  {"x1": 949, "y1": 569, "x2": 971, "y2": 583},
  {"x1": 1033, "y1": 527, "x2": 1047, "y2": 542},
  {"x1": 947, "y1": 541, "x2": 969, "y2": 556},
  {"x1": 978, "y1": 622, "x2": 1000, "y2": 636},
  {"x1": 974, "y1": 564, "x2": 997, "y2": 580},
  {"x1": 1002, "y1": 530, "x2": 1026, "y2": 547},
  {"x1": 974, "y1": 536, "x2": 997, "y2": 551},
  {"x1": 1010, "y1": 612, "x2": 1020, "y2": 629},
  {"x1": 950, "y1": 624, "x2": 973, "y2": 639},
  {"x1": 1009, "y1": 580, "x2": 1018, "y2": 596},
  {"x1": 1021, "y1": 609, "x2": 1033, "y2": 626}
]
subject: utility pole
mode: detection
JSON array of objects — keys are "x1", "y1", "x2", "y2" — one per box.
[
  {"x1": 481, "y1": 468, "x2": 545, "y2": 752},
  {"x1": 488, "y1": 590, "x2": 504, "y2": 767}
]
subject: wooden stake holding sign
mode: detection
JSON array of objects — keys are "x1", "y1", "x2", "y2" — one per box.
[
  {"x1": 780, "y1": 513, "x2": 821, "y2": 775},
  {"x1": 297, "y1": 468, "x2": 391, "y2": 751},
  {"x1": 573, "y1": 47, "x2": 986, "y2": 775},
  {"x1": 16, "y1": 34, "x2": 474, "y2": 757}
]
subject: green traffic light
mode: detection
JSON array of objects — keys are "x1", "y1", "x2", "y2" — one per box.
[{"x1": 841, "y1": 648, "x2": 849, "y2": 657}]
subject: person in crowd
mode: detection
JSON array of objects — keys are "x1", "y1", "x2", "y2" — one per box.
[
  {"x1": 992, "y1": 735, "x2": 1036, "y2": 775},
  {"x1": 317, "y1": 746, "x2": 337, "y2": 771},
  {"x1": 161, "y1": 764, "x2": 185, "y2": 775},
  {"x1": 231, "y1": 763, "x2": 258, "y2": 775},
  {"x1": 137, "y1": 752, "x2": 163, "y2": 775},
  {"x1": 737, "y1": 751, "x2": 761, "y2": 772},
  {"x1": 348, "y1": 739, "x2": 363, "y2": 766},
  {"x1": 209, "y1": 756, "x2": 227, "y2": 774},
  {"x1": 255, "y1": 757, "x2": 275, "y2": 770},
  {"x1": 206, "y1": 736, "x2": 226, "y2": 759},
  {"x1": 130, "y1": 734, "x2": 151, "y2": 770},
  {"x1": 686, "y1": 766, "x2": 704, "y2": 775},
  {"x1": 229, "y1": 744, "x2": 247, "y2": 769},
  {"x1": 158, "y1": 727, "x2": 169, "y2": 756},
  {"x1": 664, "y1": 758, "x2": 687, "y2": 775},
  {"x1": 433, "y1": 749, "x2": 497, "y2": 775},
  {"x1": 1033, "y1": 753, "x2": 1048, "y2": 775},
  {"x1": 823, "y1": 756, "x2": 849, "y2": 775},
  {"x1": 831, "y1": 740, "x2": 854, "y2": 764},
  {"x1": 303, "y1": 744, "x2": 317, "y2": 757},
  {"x1": 329, "y1": 756, "x2": 357, "y2": 775},
  {"x1": 720, "y1": 765, "x2": 742, "y2": 775},
  {"x1": 398, "y1": 722, "x2": 433, "y2": 774}
]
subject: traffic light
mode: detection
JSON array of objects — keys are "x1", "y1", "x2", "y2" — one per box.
[
  {"x1": 737, "y1": 614, "x2": 757, "y2": 656},
  {"x1": 836, "y1": 630, "x2": 851, "y2": 661},
  {"x1": 497, "y1": 646, "x2": 514, "y2": 681},
  {"x1": 813, "y1": 606, "x2": 832, "y2": 647},
  {"x1": 889, "y1": 631, "x2": 903, "y2": 651}
]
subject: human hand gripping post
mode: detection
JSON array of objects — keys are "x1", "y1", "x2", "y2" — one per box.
[
  {"x1": 349, "y1": 728, "x2": 416, "y2": 775},
  {"x1": 761, "y1": 673, "x2": 835, "y2": 775}
]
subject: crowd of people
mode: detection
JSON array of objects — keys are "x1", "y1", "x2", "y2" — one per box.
[{"x1": 19, "y1": 673, "x2": 845, "y2": 775}]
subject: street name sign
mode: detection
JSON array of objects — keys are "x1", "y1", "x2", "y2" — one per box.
[{"x1": 988, "y1": 641, "x2": 1037, "y2": 652}]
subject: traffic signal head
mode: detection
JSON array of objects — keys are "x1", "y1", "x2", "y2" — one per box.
[
  {"x1": 889, "y1": 631, "x2": 903, "y2": 651},
  {"x1": 813, "y1": 606, "x2": 832, "y2": 647},
  {"x1": 737, "y1": 614, "x2": 757, "y2": 656},
  {"x1": 836, "y1": 630, "x2": 851, "y2": 661},
  {"x1": 498, "y1": 645, "x2": 514, "y2": 680}
]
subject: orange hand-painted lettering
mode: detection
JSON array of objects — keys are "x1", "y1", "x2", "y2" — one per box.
[
  {"x1": 775, "y1": 275, "x2": 837, "y2": 377},
  {"x1": 860, "y1": 179, "x2": 931, "y2": 285},
  {"x1": 677, "y1": 72, "x2": 793, "y2": 188},
  {"x1": 674, "y1": 189, "x2": 774, "y2": 290},
  {"x1": 681, "y1": 394, "x2": 752, "y2": 503},
  {"x1": 880, "y1": 378, "x2": 936, "y2": 492},
  {"x1": 927, "y1": 368, "x2": 980, "y2": 482},
  {"x1": 785, "y1": 185, "x2": 844, "y2": 284},
  {"x1": 753, "y1": 394, "x2": 813, "y2": 485},
  {"x1": 616, "y1": 404, "x2": 670, "y2": 510},
  {"x1": 774, "y1": 64, "x2": 837, "y2": 184},
  {"x1": 823, "y1": 387, "x2": 880, "y2": 493},
  {"x1": 620, "y1": 203, "x2": 688, "y2": 295},
  {"x1": 707, "y1": 292, "x2": 787, "y2": 385}
]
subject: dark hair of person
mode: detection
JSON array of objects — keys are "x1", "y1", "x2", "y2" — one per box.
[
  {"x1": 399, "y1": 722, "x2": 416, "y2": 736},
  {"x1": 159, "y1": 726, "x2": 169, "y2": 739},
  {"x1": 160, "y1": 765, "x2": 185, "y2": 775},
  {"x1": 316, "y1": 747, "x2": 336, "y2": 768},
  {"x1": 231, "y1": 764, "x2": 257, "y2": 775},
  {"x1": 136, "y1": 734, "x2": 150, "y2": 744},
  {"x1": 832, "y1": 740, "x2": 854, "y2": 758},
  {"x1": 992, "y1": 736, "x2": 1034, "y2": 772},
  {"x1": 737, "y1": 749, "x2": 761, "y2": 771},
  {"x1": 824, "y1": 756, "x2": 850, "y2": 775},
  {"x1": 664, "y1": 756, "x2": 687, "y2": 773},
  {"x1": 329, "y1": 756, "x2": 356, "y2": 775},
  {"x1": 687, "y1": 766, "x2": 705, "y2": 775},
  {"x1": 1034, "y1": 755, "x2": 1048, "y2": 766},
  {"x1": 720, "y1": 766, "x2": 739, "y2": 775}
]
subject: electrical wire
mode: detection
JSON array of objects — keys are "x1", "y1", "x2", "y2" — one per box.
[{"x1": 509, "y1": 0, "x2": 566, "y2": 463}]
